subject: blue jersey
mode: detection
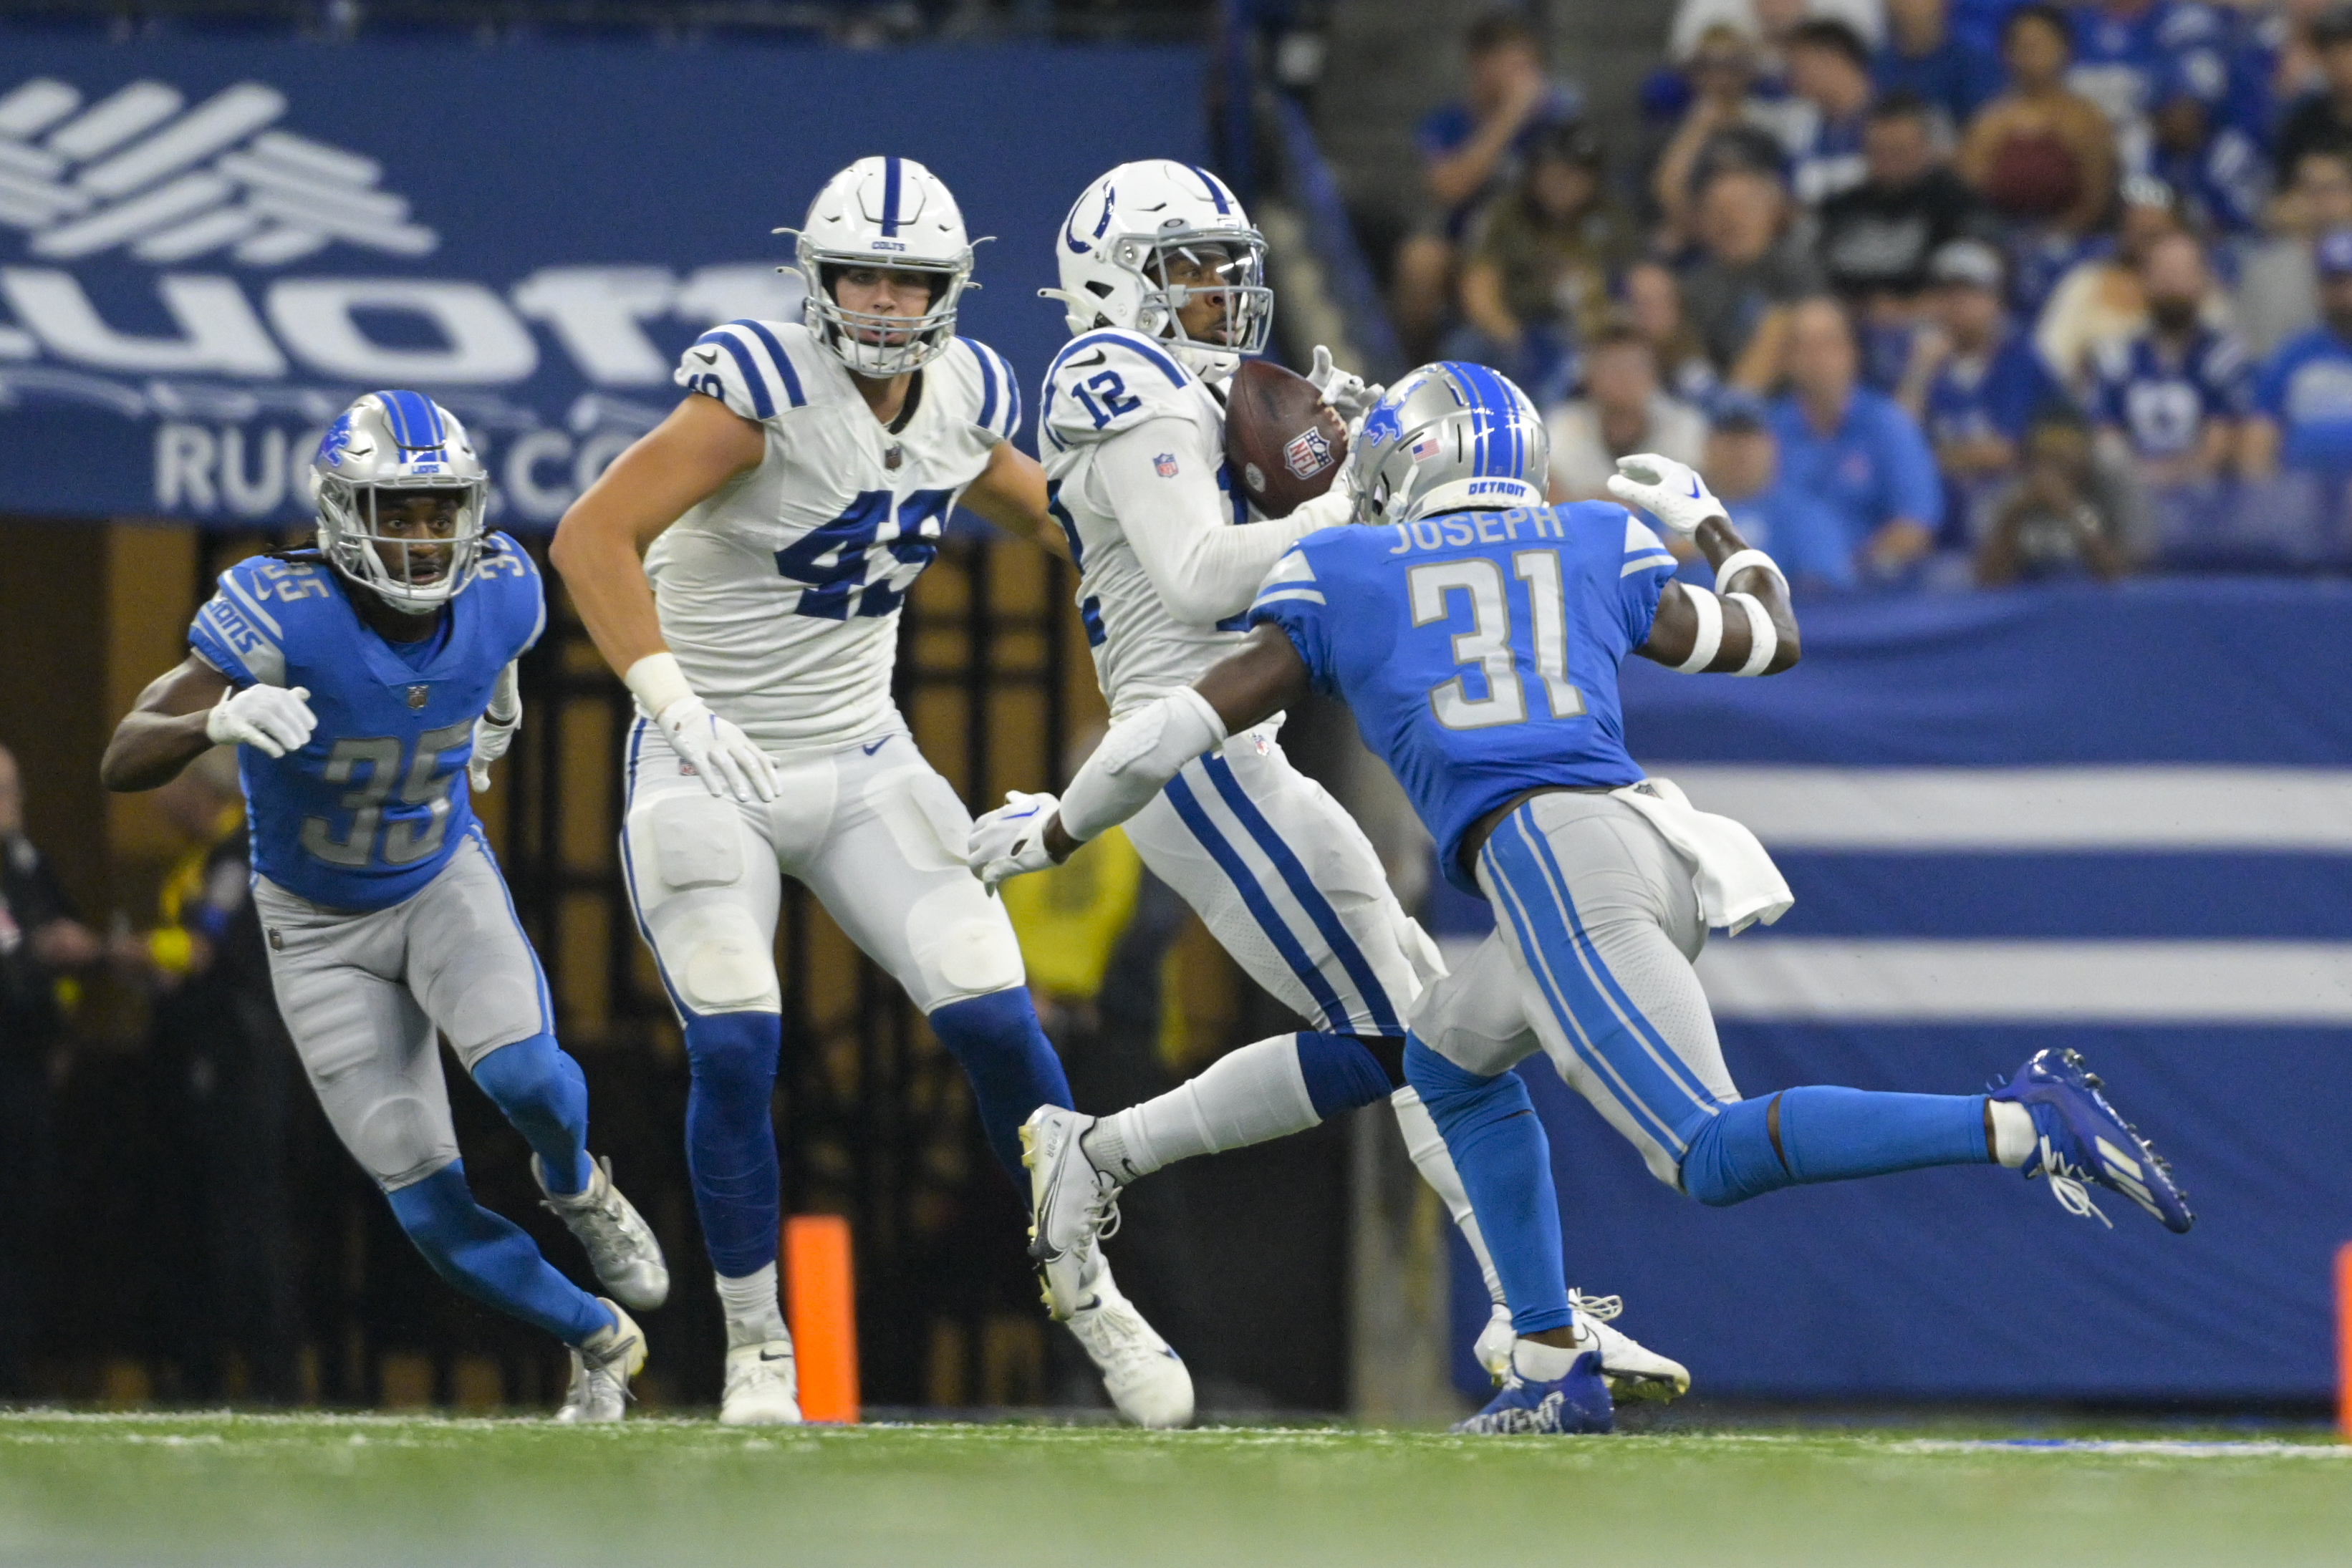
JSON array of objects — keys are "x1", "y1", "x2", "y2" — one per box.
[
  {"x1": 2088, "y1": 324, "x2": 2252, "y2": 458},
  {"x1": 2255, "y1": 326, "x2": 2352, "y2": 473},
  {"x1": 1248, "y1": 504, "x2": 1677, "y2": 895},
  {"x1": 188, "y1": 537, "x2": 546, "y2": 911}
]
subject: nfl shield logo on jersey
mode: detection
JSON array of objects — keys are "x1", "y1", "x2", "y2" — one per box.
[
  {"x1": 1284, "y1": 427, "x2": 1334, "y2": 479},
  {"x1": 1154, "y1": 453, "x2": 1179, "y2": 478},
  {"x1": 405, "y1": 684, "x2": 429, "y2": 709}
]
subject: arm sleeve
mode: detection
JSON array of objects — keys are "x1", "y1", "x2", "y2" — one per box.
[
  {"x1": 1097, "y1": 417, "x2": 1323, "y2": 626},
  {"x1": 1880, "y1": 402, "x2": 1945, "y2": 527},
  {"x1": 187, "y1": 566, "x2": 284, "y2": 687},
  {"x1": 1245, "y1": 542, "x2": 1338, "y2": 692}
]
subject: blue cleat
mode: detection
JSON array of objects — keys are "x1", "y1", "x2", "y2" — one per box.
[
  {"x1": 1990, "y1": 1048, "x2": 2193, "y2": 1234},
  {"x1": 1452, "y1": 1347, "x2": 1614, "y2": 1436}
]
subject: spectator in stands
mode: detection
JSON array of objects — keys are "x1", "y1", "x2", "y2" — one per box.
[
  {"x1": 1769, "y1": 295, "x2": 1945, "y2": 576},
  {"x1": 1651, "y1": 24, "x2": 1798, "y2": 245},
  {"x1": 1394, "y1": 9, "x2": 1582, "y2": 361},
  {"x1": 1958, "y1": 4, "x2": 2117, "y2": 239},
  {"x1": 1874, "y1": 0, "x2": 2005, "y2": 133},
  {"x1": 1682, "y1": 165, "x2": 1827, "y2": 389},
  {"x1": 1547, "y1": 326, "x2": 1713, "y2": 500},
  {"x1": 0, "y1": 743, "x2": 98, "y2": 1397},
  {"x1": 2149, "y1": 61, "x2": 2270, "y2": 238},
  {"x1": 1818, "y1": 92, "x2": 1989, "y2": 302},
  {"x1": 1780, "y1": 19, "x2": 1879, "y2": 204},
  {"x1": 2273, "y1": 3, "x2": 2352, "y2": 184},
  {"x1": 2061, "y1": 0, "x2": 2234, "y2": 175},
  {"x1": 1453, "y1": 121, "x2": 1637, "y2": 405},
  {"x1": 1976, "y1": 408, "x2": 2137, "y2": 583},
  {"x1": 2240, "y1": 147, "x2": 2352, "y2": 355},
  {"x1": 1623, "y1": 258, "x2": 1722, "y2": 405},
  {"x1": 2244, "y1": 227, "x2": 2352, "y2": 476},
  {"x1": 2086, "y1": 231, "x2": 2253, "y2": 486},
  {"x1": 2035, "y1": 176, "x2": 2187, "y2": 388},
  {"x1": 1899, "y1": 238, "x2": 2073, "y2": 536},
  {"x1": 1669, "y1": 0, "x2": 1886, "y2": 64},
  {"x1": 1700, "y1": 396, "x2": 1860, "y2": 586}
]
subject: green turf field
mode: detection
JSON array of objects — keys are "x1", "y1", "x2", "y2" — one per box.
[{"x1": 1, "y1": 1410, "x2": 2345, "y2": 1567}]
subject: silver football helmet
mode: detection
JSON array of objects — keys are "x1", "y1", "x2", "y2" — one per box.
[
  {"x1": 310, "y1": 389, "x2": 488, "y2": 612},
  {"x1": 1347, "y1": 362, "x2": 1550, "y2": 526}
]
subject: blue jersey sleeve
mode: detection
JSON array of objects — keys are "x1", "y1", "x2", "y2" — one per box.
[
  {"x1": 1245, "y1": 537, "x2": 1339, "y2": 692},
  {"x1": 1613, "y1": 510, "x2": 1677, "y2": 651},
  {"x1": 1877, "y1": 397, "x2": 1944, "y2": 528},
  {"x1": 468, "y1": 533, "x2": 547, "y2": 662},
  {"x1": 2255, "y1": 337, "x2": 2299, "y2": 419},
  {"x1": 188, "y1": 556, "x2": 324, "y2": 687}
]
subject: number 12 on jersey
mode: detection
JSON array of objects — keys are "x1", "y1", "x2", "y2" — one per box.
[{"x1": 1409, "y1": 551, "x2": 1587, "y2": 729}]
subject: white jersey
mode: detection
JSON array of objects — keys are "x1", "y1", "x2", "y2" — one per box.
[
  {"x1": 649, "y1": 319, "x2": 1021, "y2": 748},
  {"x1": 1041, "y1": 329, "x2": 1330, "y2": 720}
]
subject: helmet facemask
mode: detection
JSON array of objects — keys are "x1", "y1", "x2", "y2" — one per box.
[
  {"x1": 1118, "y1": 229, "x2": 1273, "y2": 374},
  {"x1": 799, "y1": 245, "x2": 969, "y2": 377},
  {"x1": 317, "y1": 475, "x2": 487, "y2": 613}
]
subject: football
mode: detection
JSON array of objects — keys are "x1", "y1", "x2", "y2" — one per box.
[{"x1": 1223, "y1": 357, "x2": 1349, "y2": 518}]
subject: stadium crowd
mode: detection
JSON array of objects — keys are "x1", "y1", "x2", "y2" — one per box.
[{"x1": 1392, "y1": 0, "x2": 2352, "y2": 587}]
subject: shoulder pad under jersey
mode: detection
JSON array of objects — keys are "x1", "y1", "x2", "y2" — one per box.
[
  {"x1": 940, "y1": 337, "x2": 1023, "y2": 443},
  {"x1": 1040, "y1": 329, "x2": 1204, "y2": 453},
  {"x1": 676, "y1": 319, "x2": 821, "y2": 422}
]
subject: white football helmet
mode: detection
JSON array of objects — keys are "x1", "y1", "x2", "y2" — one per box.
[
  {"x1": 1347, "y1": 362, "x2": 1550, "y2": 527},
  {"x1": 782, "y1": 155, "x2": 975, "y2": 377},
  {"x1": 1046, "y1": 160, "x2": 1272, "y2": 379},
  {"x1": 309, "y1": 389, "x2": 489, "y2": 612}
]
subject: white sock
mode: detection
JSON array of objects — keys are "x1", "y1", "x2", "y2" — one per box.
[
  {"x1": 1390, "y1": 1087, "x2": 1505, "y2": 1306},
  {"x1": 1084, "y1": 1033, "x2": 1321, "y2": 1179},
  {"x1": 715, "y1": 1264, "x2": 789, "y2": 1348},
  {"x1": 1513, "y1": 1335, "x2": 1588, "y2": 1383},
  {"x1": 1989, "y1": 1100, "x2": 2038, "y2": 1168}
]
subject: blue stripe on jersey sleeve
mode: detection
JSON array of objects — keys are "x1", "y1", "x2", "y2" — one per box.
[
  {"x1": 1003, "y1": 352, "x2": 1024, "y2": 439},
  {"x1": 695, "y1": 329, "x2": 774, "y2": 420},
  {"x1": 963, "y1": 337, "x2": 1000, "y2": 432},
  {"x1": 1053, "y1": 330, "x2": 1189, "y2": 389},
  {"x1": 733, "y1": 319, "x2": 805, "y2": 408}
]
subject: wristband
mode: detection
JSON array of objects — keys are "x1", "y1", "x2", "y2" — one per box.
[
  {"x1": 1727, "y1": 593, "x2": 1777, "y2": 676},
  {"x1": 1674, "y1": 587, "x2": 1723, "y2": 674},
  {"x1": 1712, "y1": 548, "x2": 1784, "y2": 592},
  {"x1": 623, "y1": 652, "x2": 695, "y2": 719}
]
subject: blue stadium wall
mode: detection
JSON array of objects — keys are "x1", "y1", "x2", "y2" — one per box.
[
  {"x1": 1442, "y1": 579, "x2": 2352, "y2": 1404},
  {"x1": 0, "y1": 37, "x2": 1203, "y2": 521}
]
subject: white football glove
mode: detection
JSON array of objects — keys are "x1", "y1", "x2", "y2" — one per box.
[
  {"x1": 968, "y1": 790, "x2": 1062, "y2": 892},
  {"x1": 468, "y1": 707, "x2": 518, "y2": 793},
  {"x1": 1306, "y1": 344, "x2": 1383, "y2": 422},
  {"x1": 655, "y1": 695, "x2": 779, "y2": 804},
  {"x1": 206, "y1": 684, "x2": 317, "y2": 758},
  {"x1": 1605, "y1": 453, "x2": 1729, "y2": 538}
]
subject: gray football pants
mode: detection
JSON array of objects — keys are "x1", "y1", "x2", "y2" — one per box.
[{"x1": 252, "y1": 833, "x2": 552, "y2": 1191}]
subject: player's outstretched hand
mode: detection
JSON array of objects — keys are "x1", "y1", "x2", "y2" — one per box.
[
  {"x1": 1306, "y1": 345, "x2": 1382, "y2": 422},
  {"x1": 206, "y1": 683, "x2": 317, "y2": 758},
  {"x1": 969, "y1": 790, "x2": 1061, "y2": 892},
  {"x1": 468, "y1": 709, "x2": 519, "y2": 792},
  {"x1": 655, "y1": 695, "x2": 780, "y2": 804},
  {"x1": 1606, "y1": 453, "x2": 1728, "y2": 538}
]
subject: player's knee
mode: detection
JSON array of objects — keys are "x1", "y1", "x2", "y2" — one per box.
[
  {"x1": 1402, "y1": 1035, "x2": 1532, "y2": 1137},
  {"x1": 906, "y1": 885, "x2": 1025, "y2": 1005},
  {"x1": 353, "y1": 1096, "x2": 458, "y2": 1192},
  {"x1": 679, "y1": 933, "x2": 778, "y2": 1012},
  {"x1": 1677, "y1": 1098, "x2": 1785, "y2": 1207}
]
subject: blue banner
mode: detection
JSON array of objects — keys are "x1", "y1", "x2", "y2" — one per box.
[
  {"x1": 1449, "y1": 581, "x2": 2352, "y2": 1402},
  {"x1": 0, "y1": 37, "x2": 1203, "y2": 523}
]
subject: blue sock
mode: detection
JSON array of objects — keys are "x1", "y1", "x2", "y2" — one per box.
[
  {"x1": 385, "y1": 1162, "x2": 613, "y2": 1346},
  {"x1": 684, "y1": 1011, "x2": 784, "y2": 1278},
  {"x1": 471, "y1": 1033, "x2": 592, "y2": 1196},
  {"x1": 929, "y1": 989, "x2": 1072, "y2": 1189},
  {"x1": 1402, "y1": 1035, "x2": 1571, "y2": 1336},
  {"x1": 1681, "y1": 1088, "x2": 1993, "y2": 1207},
  {"x1": 1296, "y1": 1032, "x2": 1397, "y2": 1118}
]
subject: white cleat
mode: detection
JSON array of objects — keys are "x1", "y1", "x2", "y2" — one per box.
[
  {"x1": 719, "y1": 1337, "x2": 804, "y2": 1427},
  {"x1": 1021, "y1": 1105, "x2": 1124, "y2": 1320},
  {"x1": 1473, "y1": 1292, "x2": 1690, "y2": 1403},
  {"x1": 536, "y1": 1154, "x2": 671, "y2": 1311},
  {"x1": 553, "y1": 1299, "x2": 645, "y2": 1423},
  {"x1": 1062, "y1": 1262, "x2": 1192, "y2": 1429}
]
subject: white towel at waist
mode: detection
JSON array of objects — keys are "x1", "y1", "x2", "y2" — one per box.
[{"x1": 1610, "y1": 778, "x2": 1793, "y2": 937}]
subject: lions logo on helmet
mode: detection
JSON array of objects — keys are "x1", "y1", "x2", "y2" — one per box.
[
  {"x1": 783, "y1": 155, "x2": 978, "y2": 377},
  {"x1": 1046, "y1": 160, "x2": 1272, "y2": 379},
  {"x1": 1347, "y1": 363, "x2": 1551, "y2": 527},
  {"x1": 309, "y1": 390, "x2": 489, "y2": 612}
]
